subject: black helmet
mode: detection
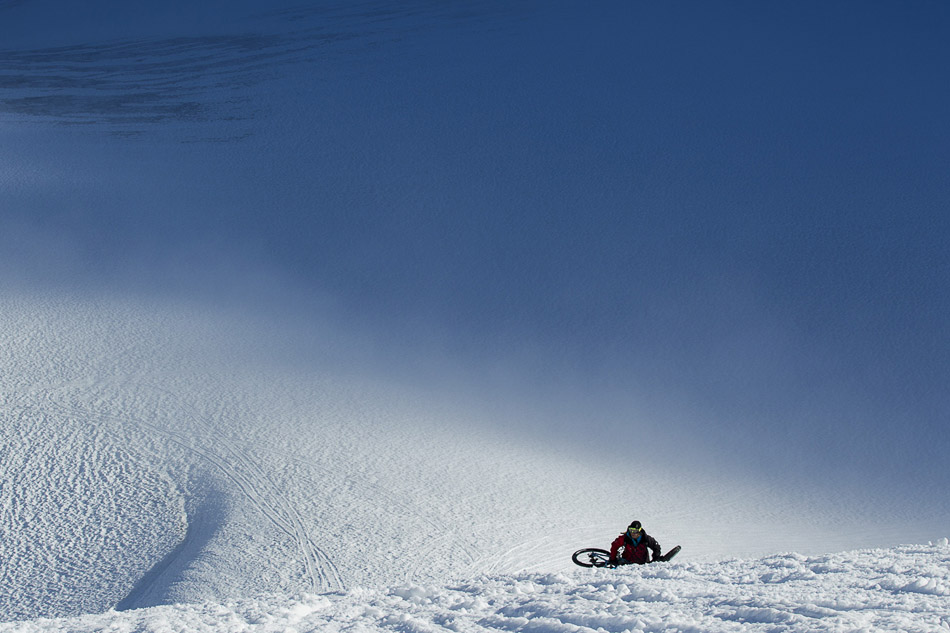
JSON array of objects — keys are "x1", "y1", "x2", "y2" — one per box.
[{"x1": 628, "y1": 520, "x2": 642, "y2": 530}]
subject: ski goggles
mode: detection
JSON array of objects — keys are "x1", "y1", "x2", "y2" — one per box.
[{"x1": 627, "y1": 527, "x2": 642, "y2": 534}]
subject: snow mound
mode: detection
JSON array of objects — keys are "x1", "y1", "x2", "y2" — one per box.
[{"x1": 4, "y1": 543, "x2": 948, "y2": 633}]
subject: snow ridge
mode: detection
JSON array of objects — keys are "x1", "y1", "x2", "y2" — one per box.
[{"x1": 4, "y1": 542, "x2": 949, "y2": 633}]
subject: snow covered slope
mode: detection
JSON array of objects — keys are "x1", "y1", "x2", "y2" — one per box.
[
  {"x1": 2, "y1": 0, "x2": 949, "y2": 628},
  {"x1": 1, "y1": 294, "x2": 625, "y2": 617},
  {"x1": 2, "y1": 294, "x2": 946, "y2": 624},
  {"x1": 4, "y1": 542, "x2": 949, "y2": 633}
]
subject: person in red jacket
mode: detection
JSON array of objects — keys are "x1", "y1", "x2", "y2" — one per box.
[{"x1": 609, "y1": 520, "x2": 662, "y2": 565}]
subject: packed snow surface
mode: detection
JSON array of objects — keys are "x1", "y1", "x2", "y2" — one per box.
[{"x1": 4, "y1": 542, "x2": 950, "y2": 633}]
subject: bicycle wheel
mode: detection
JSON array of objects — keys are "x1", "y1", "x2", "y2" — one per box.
[{"x1": 572, "y1": 548, "x2": 612, "y2": 568}]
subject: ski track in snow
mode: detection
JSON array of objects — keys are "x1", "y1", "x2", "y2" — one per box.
[{"x1": 37, "y1": 377, "x2": 346, "y2": 595}]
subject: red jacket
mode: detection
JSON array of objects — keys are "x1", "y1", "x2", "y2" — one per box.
[{"x1": 610, "y1": 531, "x2": 661, "y2": 564}]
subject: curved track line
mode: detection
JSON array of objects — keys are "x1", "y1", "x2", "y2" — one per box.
[{"x1": 35, "y1": 378, "x2": 345, "y2": 593}]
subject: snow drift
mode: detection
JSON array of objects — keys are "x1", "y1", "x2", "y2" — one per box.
[{"x1": 3, "y1": 542, "x2": 949, "y2": 633}]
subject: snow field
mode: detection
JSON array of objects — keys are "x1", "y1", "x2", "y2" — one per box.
[
  {"x1": 0, "y1": 395, "x2": 184, "y2": 617},
  {"x1": 2, "y1": 294, "x2": 947, "y2": 627},
  {"x1": 0, "y1": 294, "x2": 639, "y2": 617},
  {"x1": 3, "y1": 542, "x2": 949, "y2": 633}
]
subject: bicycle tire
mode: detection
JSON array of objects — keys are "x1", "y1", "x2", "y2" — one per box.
[{"x1": 572, "y1": 547, "x2": 612, "y2": 568}]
